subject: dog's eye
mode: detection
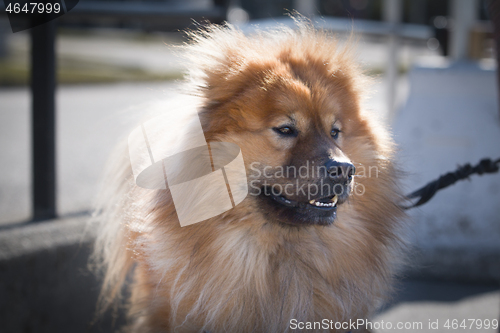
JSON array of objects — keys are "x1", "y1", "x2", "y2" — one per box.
[
  {"x1": 274, "y1": 126, "x2": 297, "y2": 137},
  {"x1": 331, "y1": 128, "x2": 341, "y2": 139}
]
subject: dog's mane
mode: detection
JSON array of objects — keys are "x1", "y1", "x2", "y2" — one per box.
[{"x1": 183, "y1": 20, "x2": 367, "y2": 103}]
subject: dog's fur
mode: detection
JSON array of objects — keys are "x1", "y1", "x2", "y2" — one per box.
[{"x1": 92, "y1": 21, "x2": 406, "y2": 333}]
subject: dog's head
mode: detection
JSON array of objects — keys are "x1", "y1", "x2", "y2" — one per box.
[{"x1": 188, "y1": 23, "x2": 392, "y2": 226}]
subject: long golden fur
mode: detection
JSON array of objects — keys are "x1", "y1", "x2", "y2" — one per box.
[{"x1": 92, "y1": 20, "x2": 407, "y2": 333}]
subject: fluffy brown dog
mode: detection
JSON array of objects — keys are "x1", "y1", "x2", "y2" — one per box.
[{"x1": 92, "y1": 21, "x2": 406, "y2": 333}]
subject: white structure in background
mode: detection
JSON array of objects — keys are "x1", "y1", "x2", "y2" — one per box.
[
  {"x1": 394, "y1": 0, "x2": 500, "y2": 281},
  {"x1": 395, "y1": 62, "x2": 500, "y2": 282}
]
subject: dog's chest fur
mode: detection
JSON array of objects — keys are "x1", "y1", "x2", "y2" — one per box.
[{"x1": 131, "y1": 212, "x2": 389, "y2": 333}]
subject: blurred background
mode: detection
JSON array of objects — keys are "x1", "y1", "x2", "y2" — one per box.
[{"x1": 0, "y1": 0, "x2": 499, "y2": 332}]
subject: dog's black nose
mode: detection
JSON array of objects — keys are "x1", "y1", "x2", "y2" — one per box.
[{"x1": 325, "y1": 160, "x2": 355, "y2": 181}]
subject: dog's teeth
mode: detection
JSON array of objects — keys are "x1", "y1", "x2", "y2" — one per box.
[{"x1": 309, "y1": 197, "x2": 337, "y2": 207}]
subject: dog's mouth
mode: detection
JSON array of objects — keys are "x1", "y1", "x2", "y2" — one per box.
[
  {"x1": 269, "y1": 192, "x2": 339, "y2": 211},
  {"x1": 258, "y1": 186, "x2": 350, "y2": 226}
]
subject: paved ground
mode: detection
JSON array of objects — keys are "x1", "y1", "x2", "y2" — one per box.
[
  {"x1": 1, "y1": 82, "x2": 179, "y2": 222},
  {"x1": 374, "y1": 279, "x2": 499, "y2": 333},
  {"x1": 0, "y1": 27, "x2": 498, "y2": 332}
]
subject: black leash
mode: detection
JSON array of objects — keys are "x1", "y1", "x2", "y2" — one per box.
[{"x1": 403, "y1": 157, "x2": 500, "y2": 210}]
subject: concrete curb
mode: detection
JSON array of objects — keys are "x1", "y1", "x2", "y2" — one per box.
[{"x1": 0, "y1": 215, "x2": 124, "y2": 333}]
